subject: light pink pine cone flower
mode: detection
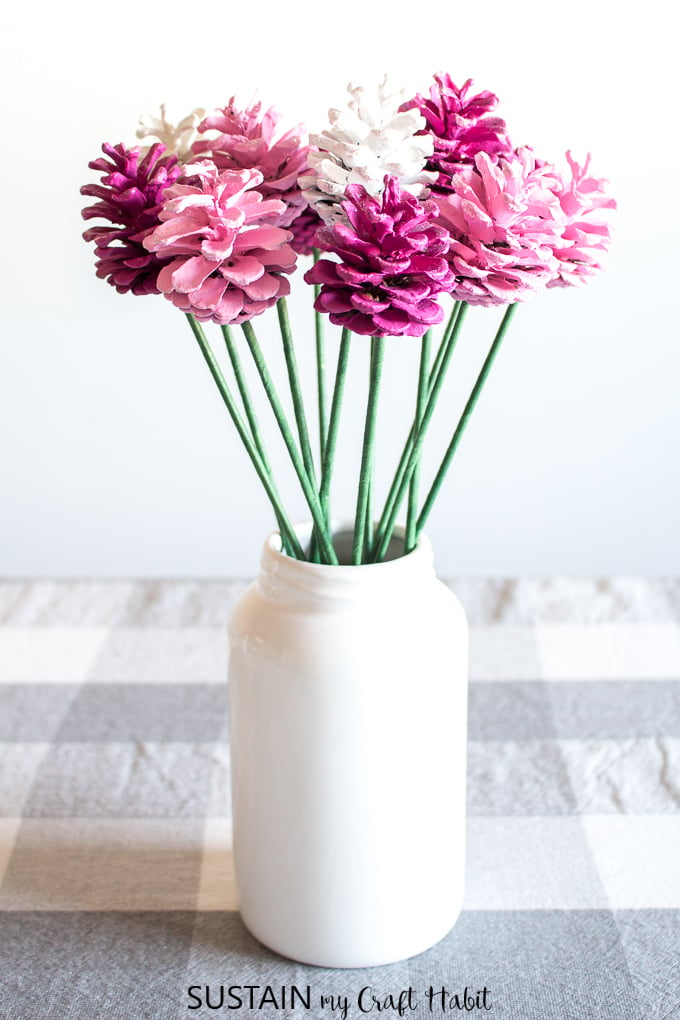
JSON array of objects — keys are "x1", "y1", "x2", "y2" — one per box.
[
  {"x1": 547, "y1": 152, "x2": 616, "y2": 288},
  {"x1": 435, "y1": 148, "x2": 565, "y2": 306},
  {"x1": 144, "y1": 164, "x2": 297, "y2": 324},
  {"x1": 191, "y1": 98, "x2": 309, "y2": 228}
]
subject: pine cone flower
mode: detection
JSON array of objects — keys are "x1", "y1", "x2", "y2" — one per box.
[
  {"x1": 299, "y1": 77, "x2": 437, "y2": 227},
  {"x1": 402, "y1": 74, "x2": 513, "y2": 194},
  {"x1": 191, "y1": 98, "x2": 309, "y2": 228},
  {"x1": 81, "y1": 142, "x2": 181, "y2": 296},
  {"x1": 137, "y1": 105, "x2": 209, "y2": 162},
  {"x1": 144, "y1": 163, "x2": 297, "y2": 325},
  {"x1": 547, "y1": 152, "x2": 616, "y2": 288},
  {"x1": 305, "y1": 175, "x2": 454, "y2": 337},
  {"x1": 434, "y1": 149, "x2": 565, "y2": 306},
  {"x1": 289, "y1": 205, "x2": 323, "y2": 256}
]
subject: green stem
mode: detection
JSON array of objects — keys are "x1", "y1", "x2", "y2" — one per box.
[
  {"x1": 221, "y1": 326, "x2": 292, "y2": 557},
  {"x1": 278, "y1": 296, "x2": 320, "y2": 559},
  {"x1": 241, "y1": 319, "x2": 338, "y2": 565},
  {"x1": 352, "y1": 336, "x2": 386, "y2": 565},
  {"x1": 405, "y1": 329, "x2": 432, "y2": 553},
  {"x1": 186, "y1": 315, "x2": 304, "y2": 560},
  {"x1": 277, "y1": 298, "x2": 317, "y2": 485},
  {"x1": 319, "y1": 328, "x2": 352, "y2": 523},
  {"x1": 416, "y1": 302, "x2": 518, "y2": 536},
  {"x1": 428, "y1": 301, "x2": 461, "y2": 392},
  {"x1": 313, "y1": 248, "x2": 328, "y2": 467},
  {"x1": 221, "y1": 326, "x2": 266, "y2": 463},
  {"x1": 371, "y1": 304, "x2": 461, "y2": 557},
  {"x1": 364, "y1": 477, "x2": 373, "y2": 561},
  {"x1": 373, "y1": 302, "x2": 469, "y2": 560}
]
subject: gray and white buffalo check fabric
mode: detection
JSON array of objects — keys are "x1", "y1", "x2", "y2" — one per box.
[{"x1": 0, "y1": 578, "x2": 678, "y2": 1020}]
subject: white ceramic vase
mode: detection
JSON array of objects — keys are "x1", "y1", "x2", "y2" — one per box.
[{"x1": 227, "y1": 524, "x2": 468, "y2": 968}]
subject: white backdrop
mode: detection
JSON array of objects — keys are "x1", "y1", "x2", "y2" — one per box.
[{"x1": 1, "y1": 0, "x2": 677, "y2": 578}]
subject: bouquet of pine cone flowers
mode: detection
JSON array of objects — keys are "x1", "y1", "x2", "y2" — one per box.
[{"x1": 81, "y1": 74, "x2": 615, "y2": 565}]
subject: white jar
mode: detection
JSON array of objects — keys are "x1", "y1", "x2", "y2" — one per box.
[{"x1": 227, "y1": 524, "x2": 468, "y2": 968}]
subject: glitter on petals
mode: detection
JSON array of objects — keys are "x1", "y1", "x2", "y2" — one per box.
[
  {"x1": 305, "y1": 175, "x2": 454, "y2": 337},
  {"x1": 81, "y1": 142, "x2": 181, "y2": 295}
]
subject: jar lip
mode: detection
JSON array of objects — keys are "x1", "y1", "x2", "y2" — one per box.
[{"x1": 260, "y1": 520, "x2": 434, "y2": 594}]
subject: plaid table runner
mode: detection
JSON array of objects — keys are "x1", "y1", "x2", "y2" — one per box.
[{"x1": 0, "y1": 578, "x2": 678, "y2": 1020}]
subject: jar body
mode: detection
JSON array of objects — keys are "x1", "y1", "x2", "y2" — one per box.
[{"x1": 228, "y1": 527, "x2": 468, "y2": 968}]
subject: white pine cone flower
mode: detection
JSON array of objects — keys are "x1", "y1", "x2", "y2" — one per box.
[
  {"x1": 300, "y1": 76, "x2": 437, "y2": 225},
  {"x1": 136, "y1": 105, "x2": 211, "y2": 162}
]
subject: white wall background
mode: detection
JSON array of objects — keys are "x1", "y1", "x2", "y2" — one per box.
[{"x1": 1, "y1": 0, "x2": 677, "y2": 578}]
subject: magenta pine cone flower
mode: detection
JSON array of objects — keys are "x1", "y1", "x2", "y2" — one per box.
[
  {"x1": 402, "y1": 74, "x2": 513, "y2": 194},
  {"x1": 434, "y1": 149, "x2": 565, "y2": 306},
  {"x1": 547, "y1": 152, "x2": 616, "y2": 288},
  {"x1": 191, "y1": 98, "x2": 309, "y2": 228},
  {"x1": 305, "y1": 176, "x2": 454, "y2": 337},
  {"x1": 144, "y1": 163, "x2": 297, "y2": 325},
  {"x1": 289, "y1": 205, "x2": 323, "y2": 256},
  {"x1": 81, "y1": 142, "x2": 181, "y2": 295}
]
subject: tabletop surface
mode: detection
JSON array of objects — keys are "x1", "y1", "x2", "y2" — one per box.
[{"x1": 0, "y1": 578, "x2": 678, "y2": 1020}]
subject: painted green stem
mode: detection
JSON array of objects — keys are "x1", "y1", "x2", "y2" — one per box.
[
  {"x1": 371, "y1": 304, "x2": 461, "y2": 558},
  {"x1": 428, "y1": 301, "x2": 461, "y2": 393},
  {"x1": 364, "y1": 477, "x2": 376, "y2": 561},
  {"x1": 221, "y1": 325, "x2": 293, "y2": 558},
  {"x1": 312, "y1": 248, "x2": 328, "y2": 466},
  {"x1": 277, "y1": 298, "x2": 317, "y2": 486},
  {"x1": 278, "y1": 297, "x2": 321, "y2": 560},
  {"x1": 372, "y1": 302, "x2": 469, "y2": 560},
  {"x1": 352, "y1": 336, "x2": 386, "y2": 565},
  {"x1": 319, "y1": 328, "x2": 352, "y2": 521},
  {"x1": 186, "y1": 315, "x2": 304, "y2": 560},
  {"x1": 221, "y1": 326, "x2": 265, "y2": 463},
  {"x1": 241, "y1": 320, "x2": 338, "y2": 565},
  {"x1": 405, "y1": 329, "x2": 432, "y2": 553},
  {"x1": 416, "y1": 302, "x2": 518, "y2": 536}
]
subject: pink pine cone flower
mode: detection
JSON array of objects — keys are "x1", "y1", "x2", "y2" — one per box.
[
  {"x1": 547, "y1": 152, "x2": 616, "y2": 288},
  {"x1": 435, "y1": 149, "x2": 565, "y2": 306},
  {"x1": 192, "y1": 98, "x2": 309, "y2": 228},
  {"x1": 305, "y1": 175, "x2": 454, "y2": 337},
  {"x1": 289, "y1": 205, "x2": 323, "y2": 256},
  {"x1": 402, "y1": 74, "x2": 513, "y2": 194},
  {"x1": 81, "y1": 142, "x2": 181, "y2": 295},
  {"x1": 144, "y1": 163, "x2": 297, "y2": 325}
]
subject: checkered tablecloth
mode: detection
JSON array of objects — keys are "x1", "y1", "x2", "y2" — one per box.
[{"x1": 0, "y1": 578, "x2": 678, "y2": 1020}]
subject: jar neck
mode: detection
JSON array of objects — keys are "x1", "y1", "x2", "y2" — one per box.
[{"x1": 257, "y1": 523, "x2": 436, "y2": 606}]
